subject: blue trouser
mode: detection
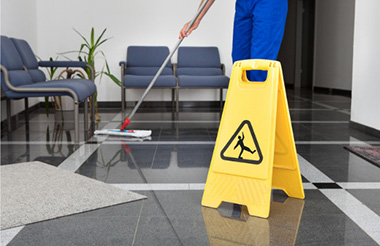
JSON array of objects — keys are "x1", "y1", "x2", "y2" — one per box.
[{"x1": 232, "y1": 0, "x2": 288, "y2": 81}]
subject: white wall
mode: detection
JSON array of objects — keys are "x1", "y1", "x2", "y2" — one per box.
[
  {"x1": 313, "y1": 0, "x2": 355, "y2": 90},
  {"x1": 1, "y1": 0, "x2": 39, "y2": 121},
  {"x1": 351, "y1": 0, "x2": 380, "y2": 131},
  {"x1": 35, "y1": 0, "x2": 235, "y2": 102}
]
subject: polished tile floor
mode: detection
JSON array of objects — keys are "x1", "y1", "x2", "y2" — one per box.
[{"x1": 1, "y1": 89, "x2": 380, "y2": 245}]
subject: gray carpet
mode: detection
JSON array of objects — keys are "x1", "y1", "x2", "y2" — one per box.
[{"x1": 0, "y1": 161, "x2": 146, "y2": 230}]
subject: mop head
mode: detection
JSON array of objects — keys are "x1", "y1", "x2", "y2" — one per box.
[{"x1": 94, "y1": 129, "x2": 152, "y2": 138}]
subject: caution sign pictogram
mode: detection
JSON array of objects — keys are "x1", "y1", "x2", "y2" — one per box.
[
  {"x1": 202, "y1": 59, "x2": 305, "y2": 218},
  {"x1": 220, "y1": 120, "x2": 263, "y2": 165}
]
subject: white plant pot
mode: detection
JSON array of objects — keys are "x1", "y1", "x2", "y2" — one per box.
[{"x1": 59, "y1": 96, "x2": 75, "y2": 111}]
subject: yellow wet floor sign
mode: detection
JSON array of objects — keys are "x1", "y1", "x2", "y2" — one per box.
[{"x1": 202, "y1": 59, "x2": 305, "y2": 218}]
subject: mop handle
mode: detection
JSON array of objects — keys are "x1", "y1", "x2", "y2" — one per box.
[{"x1": 121, "y1": 0, "x2": 210, "y2": 130}]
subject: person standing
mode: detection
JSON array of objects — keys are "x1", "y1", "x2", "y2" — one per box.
[{"x1": 180, "y1": 0, "x2": 288, "y2": 82}]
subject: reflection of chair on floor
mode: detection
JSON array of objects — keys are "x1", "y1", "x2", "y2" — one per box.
[
  {"x1": 122, "y1": 142, "x2": 170, "y2": 169},
  {"x1": 120, "y1": 46, "x2": 177, "y2": 112},
  {"x1": 177, "y1": 145, "x2": 214, "y2": 168},
  {"x1": 33, "y1": 120, "x2": 76, "y2": 166},
  {"x1": 0, "y1": 35, "x2": 97, "y2": 143}
]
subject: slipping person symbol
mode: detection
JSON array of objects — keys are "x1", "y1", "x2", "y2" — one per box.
[{"x1": 234, "y1": 132, "x2": 256, "y2": 159}]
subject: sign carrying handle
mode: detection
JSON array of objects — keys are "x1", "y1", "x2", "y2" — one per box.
[{"x1": 234, "y1": 59, "x2": 281, "y2": 87}]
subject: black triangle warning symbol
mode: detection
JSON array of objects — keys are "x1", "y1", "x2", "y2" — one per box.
[{"x1": 220, "y1": 120, "x2": 263, "y2": 165}]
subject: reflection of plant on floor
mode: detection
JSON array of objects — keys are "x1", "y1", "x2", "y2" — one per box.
[
  {"x1": 45, "y1": 122, "x2": 75, "y2": 157},
  {"x1": 60, "y1": 27, "x2": 121, "y2": 121},
  {"x1": 96, "y1": 148, "x2": 122, "y2": 182}
]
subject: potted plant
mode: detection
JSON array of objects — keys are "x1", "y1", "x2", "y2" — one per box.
[{"x1": 61, "y1": 27, "x2": 121, "y2": 121}]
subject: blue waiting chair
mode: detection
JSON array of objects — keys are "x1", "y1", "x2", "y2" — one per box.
[
  {"x1": 0, "y1": 35, "x2": 97, "y2": 143},
  {"x1": 119, "y1": 46, "x2": 177, "y2": 111},
  {"x1": 176, "y1": 46, "x2": 229, "y2": 110}
]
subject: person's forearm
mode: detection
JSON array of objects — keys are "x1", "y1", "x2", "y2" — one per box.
[
  {"x1": 196, "y1": 0, "x2": 215, "y2": 24},
  {"x1": 179, "y1": 0, "x2": 215, "y2": 39}
]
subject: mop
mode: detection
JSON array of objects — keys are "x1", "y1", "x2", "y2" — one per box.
[{"x1": 95, "y1": 0, "x2": 210, "y2": 138}]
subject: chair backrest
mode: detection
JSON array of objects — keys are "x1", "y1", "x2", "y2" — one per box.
[
  {"x1": 11, "y1": 38, "x2": 46, "y2": 82},
  {"x1": 177, "y1": 47, "x2": 223, "y2": 76},
  {"x1": 125, "y1": 46, "x2": 173, "y2": 76},
  {"x1": 0, "y1": 36, "x2": 33, "y2": 94}
]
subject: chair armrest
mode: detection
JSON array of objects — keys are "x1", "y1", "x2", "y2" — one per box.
[
  {"x1": 39, "y1": 61, "x2": 87, "y2": 68},
  {"x1": 120, "y1": 61, "x2": 127, "y2": 78},
  {"x1": 0, "y1": 64, "x2": 79, "y2": 101},
  {"x1": 221, "y1": 64, "x2": 226, "y2": 75}
]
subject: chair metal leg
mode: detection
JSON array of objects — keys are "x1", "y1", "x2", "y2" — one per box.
[
  {"x1": 176, "y1": 87, "x2": 179, "y2": 113},
  {"x1": 91, "y1": 96, "x2": 95, "y2": 122},
  {"x1": 84, "y1": 99, "x2": 88, "y2": 131},
  {"x1": 172, "y1": 88, "x2": 175, "y2": 110},
  {"x1": 74, "y1": 100, "x2": 79, "y2": 144},
  {"x1": 121, "y1": 86, "x2": 126, "y2": 111},
  {"x1": 220, "y1": 88, "x2": 223, "y2": 110},
  {"x1": 6, "y1": 98, "x2": 11, "y2": 132},
  {"x1": 24, "y1": 98, "x2": 29, "y2": 122}
]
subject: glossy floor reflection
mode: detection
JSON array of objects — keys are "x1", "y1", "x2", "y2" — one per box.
[{"x1": 1, "y1": 89, "x2": 380, "y2": 245}]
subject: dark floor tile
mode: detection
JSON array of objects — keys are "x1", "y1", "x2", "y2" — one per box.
[
  {"x1": 138, "y1": 145, "x2": 212, "y2": 183},
  {"x1": 347, "y1": 189, "x2": 380, "y2": 215},
  {"x1": 8, "y1": 202, "x2": 142, "y2": 246},
  {"x1": 297, "y1": 144, "x2": 380, "y2": 182},
  {"x1": 292, "y1": 123, "x2": 332, "y2": 142},
  {"x1": 313, "y1": 182, "x2": 342, "y2": 189},
  {"x1": 290, "y1": 110, "x2": 350, "y2": 122},
  {"x1": 302, "y1": 123, "x2": 380, "y2": 142},
  {"x1": 317, "y1": 101, "x2": 352, "y2": 109},
  {"x1": 287, "y1": 100, "x2": 326, "y2": 109},
  {"x1": 1, "y1": 143, "x2": 76, "y2": 166}
]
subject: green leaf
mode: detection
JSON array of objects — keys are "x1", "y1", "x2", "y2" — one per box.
[
  {"x1": 94, "y1": 38, "x2": 109, "y2": 50},
  {"x1": 95, "y1": 28, "x2": 107, "y2": 46},
  {"x1": 79, "y1": 44, "x2": 86, "y2": 55},
  {"x1": 73, "y1": 28, "x2": 90, "y2": 47},
  {"x1": 90, "y1": 27, "x2": 95, "y2": 47},
  {"x1": 104, "y1": 72, "x2": 122, "y2": 87}
]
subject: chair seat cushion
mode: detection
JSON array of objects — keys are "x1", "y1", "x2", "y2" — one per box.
[
  {"x1": 29, "y1": 69, "x2": 46, "y2": 82},
  {"x1": 6, "y1": 79, "x2": 96, "y2": 101},
  {"x1": 176, "y1": 67, "x2": 223, "y2": 76},
  {"x1": 126, "y1": 67, "x2": 173, "y2": 76},
  {"x1": 123, "y1": 75, "x2": 176, "y2": 87},
  {"x1": 178, "y1": 75, "x2": 229, "y2": 88}
]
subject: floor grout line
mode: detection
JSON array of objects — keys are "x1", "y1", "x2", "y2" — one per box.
[
  {"x1": 112, "y1": 182, "x2": 380, "y2": 191},
  {"x1": 2, "y1": 140, "x2": 380, "y2": 146}
]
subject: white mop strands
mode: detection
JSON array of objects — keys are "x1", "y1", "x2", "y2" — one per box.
[{"x1": 94, "y1": 129, "x2": 152, "y2": 138}]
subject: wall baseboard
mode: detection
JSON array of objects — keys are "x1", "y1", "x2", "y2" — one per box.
[{"x1": 349, "y1": 121, "x2": 380, "y2": 139}]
